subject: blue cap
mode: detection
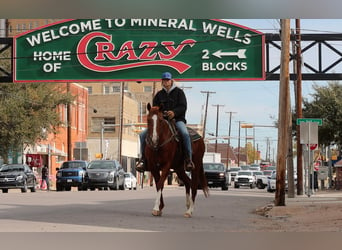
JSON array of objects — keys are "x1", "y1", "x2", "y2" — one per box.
[{"x1": 161, "y1": 72, "x2": 172, "y2": 80}]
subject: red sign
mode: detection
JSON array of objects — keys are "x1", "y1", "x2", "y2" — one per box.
[{"x1": 309, "y1": 144, "x2": 317, "y2": 150}]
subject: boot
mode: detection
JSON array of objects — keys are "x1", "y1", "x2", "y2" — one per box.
[
  {"x1": 185, "y1": 158, "x2": 195, "y2": 171},
  {"x1": 135, "y1": 158, "x2": 146, "y2": 172}
]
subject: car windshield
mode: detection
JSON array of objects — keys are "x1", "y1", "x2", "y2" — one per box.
[
  {"x1": 253, "y1": 171, "x2": 263, "y2": 176},
  {"x1": 87, "y1": 161, "x2": 115, "y2": 170},
  {"x1": 204, "y1": 164, "x2": 225, "y2": 171},
  {"x1": 61, "y1": 161, "x2": 86, "y2": 169},
  {"x1": 238, "y1": 171, "x2": 252, "y2": 176},
  {"x1": 0, "y1": 165, "x2": 25, "y2": 172},
  {"x1": 229, "y1": 167, "x2": 240, "y2": 172},
  {"x1": 124, "y1": 173, "x2": 130, "y2": 178},
  {"x1": 240, "y1": 165, "x2": 250, "y2": 170}
]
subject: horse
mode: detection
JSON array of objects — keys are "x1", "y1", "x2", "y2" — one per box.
[{"x1": 144, "y1": 103, "x2": 209, "y2": 218}]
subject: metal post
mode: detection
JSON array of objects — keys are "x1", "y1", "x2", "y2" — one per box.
[{"x1": 101, "y1": 122, "x2": 104, "y2": 159}]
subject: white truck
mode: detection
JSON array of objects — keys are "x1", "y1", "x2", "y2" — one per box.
[{"x1": 256, "y1": 170, "x2": 275, "y2": 189}]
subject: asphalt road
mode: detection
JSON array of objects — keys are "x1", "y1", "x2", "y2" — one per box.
[{"x1": 0, "y1": 185, "x2": 275, "y2": 232}]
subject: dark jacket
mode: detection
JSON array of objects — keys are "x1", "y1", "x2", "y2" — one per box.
[{"x1": 153, "y1": 85, "x2": 187, "y2": 123}]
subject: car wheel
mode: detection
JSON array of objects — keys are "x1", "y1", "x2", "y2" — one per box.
[
  {"x1": 222, "y1": 182, "x2": 228, "y2": 191},
  {"x1": 234, "y1": 184, "x2": 239, "y2": 188},
  {"x1": 2, "y1": 189, "x2": 8, "y2": 193},
  {"x1": 21, "y1": 180, "x2": 28, "y2": 193},
  {"x1": 56, "y1": 184, "x2": 63, "y2": 191},
  {"x1": 65, "y1": 186, "x2": 72, "y2": 191},
  {"x1": 114, "y1": 177, "x2": 119, "y2": 190},
  {"x1": 30, "y1": 179, "x2": 36, "y2": 192}
]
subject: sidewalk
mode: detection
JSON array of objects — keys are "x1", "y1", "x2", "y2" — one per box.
[
  {"x1": 256, "y1": 189, "x2": 342, "y2": 231},
  {"x1": 285, "y1": 189, "x2": 342, "y2": 206}
]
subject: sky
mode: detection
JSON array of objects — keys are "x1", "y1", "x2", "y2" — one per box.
[{"x1": 176, "y1": 19, "x2": 342, "y2": 160}]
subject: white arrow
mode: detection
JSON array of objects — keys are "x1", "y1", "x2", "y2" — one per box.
[{"x1": 212, "y1": 49, "x2": 247, "y2": 59}]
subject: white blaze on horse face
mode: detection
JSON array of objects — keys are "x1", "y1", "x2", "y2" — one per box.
[{"x1": 152, "y1": 114, "x2": 158, "y2": 144}]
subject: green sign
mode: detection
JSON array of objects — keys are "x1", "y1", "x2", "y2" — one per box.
[
  {"x1": 296, "y1": 118, "x2": 323, "y2": 126},
  {"x1": 14, "y1": 19, "x2": 265, "y2": 82}
]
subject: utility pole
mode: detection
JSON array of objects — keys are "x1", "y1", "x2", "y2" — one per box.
[
  {"x1": 295, "y1": 19, "x2": 304, "y2": 196},
  {"x1": 226, "y1": 111, "x2": 237, "y2": 167},
  {"x1": 67, "y1": 82, "x2": 72, "y2": 161},
  {"x1": 237, "y1": 120, "x2": 244, "y2": 166},
  {"x1": 275, "y1": 19, "x2": 291, "y2": 206},
  {"x1": 212, "y1": 104, "x2": 225, "y2": 153},
  {"x1": 118, "y1": 81, "x2": 124, "y2": 163},
  {"x1": 200, "y1": 91, "x2": 216, "y2": 139}
]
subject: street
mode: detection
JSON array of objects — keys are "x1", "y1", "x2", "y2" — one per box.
[{"x1": 0, "y1": 186, "x2": 275, "y2": 232}]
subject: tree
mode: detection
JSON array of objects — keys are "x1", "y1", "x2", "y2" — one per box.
[
  {"x1": 0, "y1": 82, "x2": 74, "y2": 163},
  {"x1": 302, "y1": 81, "x2": 342, "y2": 146}
]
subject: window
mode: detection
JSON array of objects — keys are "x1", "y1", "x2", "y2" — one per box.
[
  {"x1": 87, "y1": 86, "x2": 93, "y2": 95},
  {"x1": 91, "y1": 117, "x2": 116, "y2": 132},
  {"x1": 104, "y1": 85, "x2": 110, "y2": 94},
  {"x1": 112, "y1": 86, "x2": 120, "y2": 92},
  {"x1": 103, "y1": 117, "x2": 116, "y2": 132},
  {"x1": 144, "y1": 86, "x2": 152, "y2": 92}
]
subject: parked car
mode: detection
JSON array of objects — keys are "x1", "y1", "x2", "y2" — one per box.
[
  {"x1": 252, "y1": 170, "x2": 264, "y2": 185},
  {"x1": 56, "y1": 160, "x2": 88, "y2": 191},
  {"x1": 124, "y1": 172, "x2": 137, "y2": 190},
  {"x1": 228, "y1": 167, "x2": 240, "y2": 182},
  {"x1": 267, "y1": 172, "x2": 298, "y2": 193},
  {"x1": 234, "y1": 170, "x2": 256, "y2": 189},
  {"x1": 203, "y1": 162, "x2": 229, "y2": 190},
  {"x1": 0, "y1": 164, "x2": 37, "y2": 193},
  {"x1": 85, "y1": 160, "x2": 125, "y2": 190},
  {"x1": 256, "y1": 170, "x2": 275, "y2": 189}
]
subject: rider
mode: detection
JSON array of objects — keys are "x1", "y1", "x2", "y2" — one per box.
[{"x1": 135, "y1": 72, "x2": 194, "y2": 172}]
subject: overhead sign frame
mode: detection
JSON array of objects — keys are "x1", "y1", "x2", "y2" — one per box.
[{"x1": 13, "y1": 19, "x2": 265, "y2": 82}]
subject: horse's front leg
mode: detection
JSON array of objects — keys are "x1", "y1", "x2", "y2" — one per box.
[{"x1": 152, "y1": 189, "x2": 163, "y2": 216}]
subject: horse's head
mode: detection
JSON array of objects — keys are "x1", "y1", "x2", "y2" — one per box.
[{"x1": 146, "y1": 103, "x2": 167, "y2": 148}]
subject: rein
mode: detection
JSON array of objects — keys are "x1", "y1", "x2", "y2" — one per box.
[{"x1": 146, "y1": 118, "x2": 177, "y2": 150}]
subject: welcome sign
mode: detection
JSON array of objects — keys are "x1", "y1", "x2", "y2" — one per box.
[{"x1": 14, "y1": 19, "x2": 265, "y2": 82}]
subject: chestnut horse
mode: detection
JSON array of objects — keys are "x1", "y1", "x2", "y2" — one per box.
[{"x1": 144, "y1": 103, "x2": 209, "y2": 217}]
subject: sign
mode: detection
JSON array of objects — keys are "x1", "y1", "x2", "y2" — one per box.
[
  {"x1": 14, "y1": 19, "x2": 265, "y2": 82},
  {"x1": 300, "y1": 122, "x2": 318, "y2": 145},
  {"x1": 296, "y1": 118, "x2": 323, "y2": 126}
]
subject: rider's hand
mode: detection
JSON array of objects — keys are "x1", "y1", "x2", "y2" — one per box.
[{"x1": 166, "y1": 111, "x2": 175, "y2": 119}]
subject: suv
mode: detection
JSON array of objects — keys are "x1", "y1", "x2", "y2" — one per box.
[
  {"x1": 56, "y1": 160, "x2": 88, "y2": 191},
  {"x1": 203, "y1": 162, "x2": 229, "y2": 190}
]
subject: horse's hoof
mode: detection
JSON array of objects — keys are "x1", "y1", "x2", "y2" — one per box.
[
  {"x1": 184, "y1": 213, "x2": 192, "y2": 218},
  {"x1": 152, "y1": 210, "x2": 162, "y2": 216}
]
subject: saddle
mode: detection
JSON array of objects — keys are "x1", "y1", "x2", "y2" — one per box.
[{"x1": 166, "y1": 118, "x2": 202, "y2": 142}]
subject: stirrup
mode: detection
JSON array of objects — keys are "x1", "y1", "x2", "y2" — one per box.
[
  {"x1": 135, "y1": 160, "x2": 145, "y2": 172},
  {"x1": 185, "y1": 160, "x2": 195, "y2": 171}
]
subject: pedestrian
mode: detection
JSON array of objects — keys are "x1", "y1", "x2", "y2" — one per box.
[
  {"x1": 135, "y1": 72, "x2": 194, "y2": 172},
  {"x1": 41, "y1": 165, "x2": 50, "y2": 190}
]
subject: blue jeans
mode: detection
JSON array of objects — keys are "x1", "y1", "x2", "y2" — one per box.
[{"x1": 139, "y1": 121, "x2": 192, "y2": 160}]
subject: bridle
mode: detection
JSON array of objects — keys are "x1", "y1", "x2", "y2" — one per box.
[{"x1": 145, "y1": 112, "x2": 177, "y2": 151}]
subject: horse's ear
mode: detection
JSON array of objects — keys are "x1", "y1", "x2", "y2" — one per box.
[{"x1": 147, "y1": 103, "x2": 151, "y2": 111}]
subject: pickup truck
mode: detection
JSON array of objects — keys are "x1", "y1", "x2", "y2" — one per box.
[
  {"x1": 256, "y1": 170, "x2": 275, "y2": 189},
  {"x1": 203, "y1": 162, "x2": 230, "y2": 190},
  {"x1": 56, "y1": 160, "x2": 88, "y2": 191},
  {"x1": 234, "y1": 170, "x2": 256, "y2": 189}
]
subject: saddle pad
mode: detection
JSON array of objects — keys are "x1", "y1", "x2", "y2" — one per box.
[{"x1": 187, "y1": 127, "x2": 202, "y2": 141}]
